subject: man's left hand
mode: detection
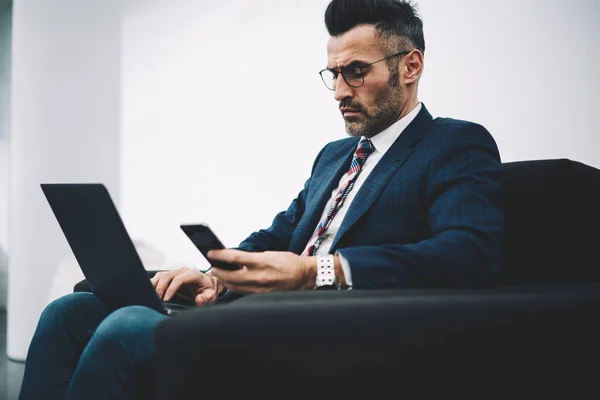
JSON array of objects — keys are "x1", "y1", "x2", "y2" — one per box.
[{"x1": 207, "y1": 249, "x2": 316, "y2": 293}]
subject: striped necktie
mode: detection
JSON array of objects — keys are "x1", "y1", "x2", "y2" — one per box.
[{"x1": 301, "y1": 137, "x2": 375, "y2": 256}]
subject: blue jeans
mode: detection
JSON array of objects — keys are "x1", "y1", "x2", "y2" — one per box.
[{"x1": 18, "y1": 292, "x2": 168, "y2": 400}]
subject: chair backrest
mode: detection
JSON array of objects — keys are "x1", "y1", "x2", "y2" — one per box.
[{"x1": 501, "y1": 159, "x2": 600, "y2": 285}]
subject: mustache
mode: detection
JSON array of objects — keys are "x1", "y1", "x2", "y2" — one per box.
[{"x1": 339, "y1": 99, "x2": 365, "y2": 113}]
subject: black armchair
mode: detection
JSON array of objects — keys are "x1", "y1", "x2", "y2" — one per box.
[
  {"x1": 151, "y1": 159, "x2": 600, "y2": 400},
  {"x1": 73, "y1": 159, "x2": 600, "y2": 399}
]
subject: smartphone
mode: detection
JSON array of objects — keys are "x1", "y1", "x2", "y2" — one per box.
[{"x1": 180, "y1": 224, "x2": 240, "y2": 270}]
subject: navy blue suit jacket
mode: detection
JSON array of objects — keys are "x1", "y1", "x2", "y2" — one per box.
[{"x1": 237, "y1": 105, "x2": 504, "y2": 289}]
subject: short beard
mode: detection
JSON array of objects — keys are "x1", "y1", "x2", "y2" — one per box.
[{"x1": 344, "y1": 84, "x2": 404, "y2": 138}]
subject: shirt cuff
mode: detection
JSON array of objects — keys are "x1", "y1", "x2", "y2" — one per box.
[{"x1": 335, "y1": 251, "x2": 353, "y2": 289}]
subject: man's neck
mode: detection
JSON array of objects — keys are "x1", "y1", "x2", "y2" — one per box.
[{"x1": 397, "y1": 97, "x2": 420, "y2": 121}]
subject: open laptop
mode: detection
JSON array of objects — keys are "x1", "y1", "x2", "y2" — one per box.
[{"x1": 41, "y1": 183, "x2": 194, "y2": 316}]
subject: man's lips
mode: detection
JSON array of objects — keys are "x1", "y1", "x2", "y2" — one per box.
[{"x1": 340, "y1": 107, "x2": 361, "y2": 115}]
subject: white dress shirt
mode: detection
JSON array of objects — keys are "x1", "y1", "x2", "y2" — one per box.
[{"x1": 313, "y1": 102, "x2": 422, "y2": 288}]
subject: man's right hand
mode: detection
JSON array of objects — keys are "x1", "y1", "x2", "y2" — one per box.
[{"x1": 150, "y1": 267, "x2": 225, "y2": 307}]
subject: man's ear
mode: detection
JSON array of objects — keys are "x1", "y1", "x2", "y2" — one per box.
[{"x1": 402, "y1": 50, "x2": 424, "y2": 85}]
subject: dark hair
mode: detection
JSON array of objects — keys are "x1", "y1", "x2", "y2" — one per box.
[{"x1": 325, "y1": 0, "x2": 425, "y2": 55}]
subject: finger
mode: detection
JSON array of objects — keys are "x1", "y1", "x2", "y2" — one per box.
[
  {"x1": 210, "y1": 266, "x2": 252, "y2": 286},
  {"x1": 212, "y1": 266, "x2": 278, "y2": 293},
  {"x1": 207, "y1": 249, "x2": 263, "y2": 268},
  {"x1": 150, "y1": 271, "x2": 167, "y2": 288},
  {"x1": 195, "y1": 290, "x2": 217, "y2": 307},
  {"x1": 155, "y1": 277, "x2": 173, "y2": 300},
  {"x1": 163, "y1": 270, "x2": 199, "y2": 302},
  {"x1": 155, "y1": 268, "x2": 189, "y2": 299}
]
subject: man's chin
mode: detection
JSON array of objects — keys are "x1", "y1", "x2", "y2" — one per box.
[{"x1": 344, "y1": 121, "x2": 365, "y2": 137}]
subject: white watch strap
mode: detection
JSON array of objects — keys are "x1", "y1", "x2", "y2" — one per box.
[{"x1": 315, "y1": 255, "x2": 337, "y2": 288}]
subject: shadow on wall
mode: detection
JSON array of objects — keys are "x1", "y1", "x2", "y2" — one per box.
[{"x1": 0, "y1": 245, "x2": 7, "y2": 309}]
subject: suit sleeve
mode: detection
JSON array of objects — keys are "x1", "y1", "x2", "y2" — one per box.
[
  {"x1": 337, "y1": 124, "x2": 504, "y2": 289},
  {"x1": 235, "y1": 144, "x2": 329, "y2": 253}
]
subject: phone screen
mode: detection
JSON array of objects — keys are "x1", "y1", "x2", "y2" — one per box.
[{"x1": 180, "y1": 224, "x2": 240, "y2": 270}]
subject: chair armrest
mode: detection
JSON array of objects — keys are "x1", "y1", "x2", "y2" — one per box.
[{"x1": 154, "y1": 283, "x2": 600, "y2": 399}]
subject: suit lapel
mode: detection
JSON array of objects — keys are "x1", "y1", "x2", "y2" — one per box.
[{"x1": 329, "y1": 105, "x2": 433, "y2": 252}]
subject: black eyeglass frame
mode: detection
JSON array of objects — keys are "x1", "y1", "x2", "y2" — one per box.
[{"x1": 319, "y1": 50, "x2": 411, "y2": 91}]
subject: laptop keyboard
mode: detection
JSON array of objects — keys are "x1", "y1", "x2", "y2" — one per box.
[{"x1": 163, "y1": 302, "x2": 194, "y2": 315}]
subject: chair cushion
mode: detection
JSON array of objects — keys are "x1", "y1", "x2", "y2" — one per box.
[{"x1": 501, "y1": 159, "x2": 600, "y2": 284}]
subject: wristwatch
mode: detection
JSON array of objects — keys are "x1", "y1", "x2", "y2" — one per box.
[{"x1": 314, "y1": 255, "x2": 339, "y2": 290}]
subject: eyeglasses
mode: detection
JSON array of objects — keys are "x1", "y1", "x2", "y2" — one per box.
[{"x1": 319, "y1": 51, "x2": 411, "y2": 91}]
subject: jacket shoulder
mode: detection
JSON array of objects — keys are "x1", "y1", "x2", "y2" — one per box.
[{"x1": 428, "y1": 117, "x2": 497, "y2": 145}]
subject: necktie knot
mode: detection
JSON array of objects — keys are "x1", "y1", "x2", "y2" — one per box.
[{"x1": 355, "y1": 138, "x2": 374, "y2": 162}]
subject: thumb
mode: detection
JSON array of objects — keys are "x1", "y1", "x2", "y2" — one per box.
[{"x1": 195, "y1": 291, "x2": 216, "y2": 307}]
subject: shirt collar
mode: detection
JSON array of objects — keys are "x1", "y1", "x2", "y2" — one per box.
[{"x1": 367, "y1": 102, "x2": 422, "y2": 155}]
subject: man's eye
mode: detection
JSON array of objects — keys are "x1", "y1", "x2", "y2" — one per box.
[{"x1": 345, "y1": 66, "x2": 365, "y2": 79}]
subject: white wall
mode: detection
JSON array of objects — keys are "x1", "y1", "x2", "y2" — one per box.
[
  {"x1": 0, "y1": 3, "x2": 11, "y2": 310},
  {"x1": 8, "y1": 0, "x2": 122, "y2": 360},
  {"x1": 417, "y1": 0, "x2": 600, "y2": 167},
  {"x1": 120, "y1": 0, "x2": 600, "y2": 269},
  {"x1": 120, "y1": 0, "x2": 338, "y2": 269}
]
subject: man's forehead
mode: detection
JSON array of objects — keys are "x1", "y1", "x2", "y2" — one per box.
[{"x1": 327, "y1": 25, "x2": 382, "y2": 67}]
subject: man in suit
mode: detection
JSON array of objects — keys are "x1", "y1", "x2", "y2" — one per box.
[{"x1": 19, "y1": 0, "x2": 504, "y2": 399}]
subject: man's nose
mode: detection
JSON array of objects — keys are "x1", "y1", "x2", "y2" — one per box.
[{"x1": 333, "y1": 76, "x2": 354, "y2": 102}]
